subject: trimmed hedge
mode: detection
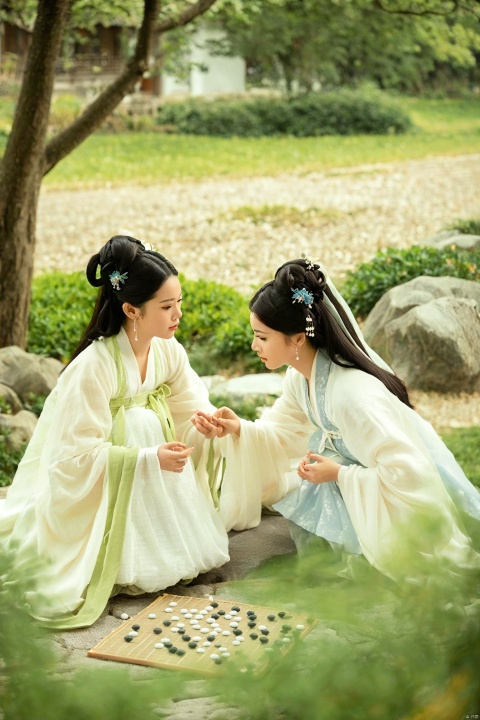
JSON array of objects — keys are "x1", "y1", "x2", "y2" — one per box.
[
  {"x1": 156, "y1": 88, "x2": 412, "y2": 138},
  {"x1": 27, "y1": 271, "x2": 259, "y2": 373}
]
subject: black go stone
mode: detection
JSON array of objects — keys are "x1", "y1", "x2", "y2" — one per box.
[
  {"x1": 261, "y1": 629, "x2": 269, "y2": 635},
  {"x1": 233, "y1": 629, "x2": 243, "y2": 636},
  {"x1": 218, "y1": 610, "x2": 225, "y2": 615},
  {"x1": 282, "y1": 624, "x2": 292, "y2": 632},
  {"x1": 250, "y1": 633, "x2": 258, "y2": 640},
  {"x1": 153, "y1": 627, "x2": 162, "y2": 635},
  {"x1": 177, "y1": 649, "x2": 186, "y2": 656},
  {"x1": 259, "y1": 637, "x2": 269, "y2": 644},
  {"x1": 163, "y1": 620, "x2": 171, "y2": 626},
  {"x1": 247, "y1": 611, "x2": 254, "y2": 616},
  {"x1": 163, "y1": 641, "x2": 173, "y2": 648},
  {"x1": 211, "y1": 602, "x2": 219, "y2": 608},
  {"x1": 211, "y1": 613, "x2": 219, "y2": 619},
  {"x1": 188, "y1": 641, "x2": 197, "y2": 649},
  {"x1": 267, "y1": 615, "x2": 276, "y2": 621},
  {"x1": 168, "y1": 647, "x2": 178, "y2": 654},
  {"x1": 178, "y1": 629, "x2": 185, "y2": 634},
  {"x1": 231, "y1": 606, "x2": 241, "y2": 612},
  {"x1": 214, "y1": 658, "x2": 222, "y2": 665},
  {"x1": 124, "y1": 636, "x2": 133, "y2": 642},
  {"x1": 132, "y1": 624, "x2": 140, "y2": 631},
  {"x1": 207, "y1": 635, "x2": 216, "y2": 642},
  {"x1": 248, "y1": 621, "x2": 256, "y2": 628},
  {"x1": 182, "y1": 635, "x2": 191, "y2": 642},
  {"x1": 278, "y1": 611, "x2": 286, "y2": 618}
]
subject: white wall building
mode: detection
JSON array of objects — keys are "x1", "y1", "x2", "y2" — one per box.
[{"x1": 161, "y1": 26, "x2": 245, "y2": 98}]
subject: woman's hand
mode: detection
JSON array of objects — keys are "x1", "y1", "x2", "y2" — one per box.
[
  {"x1": 297, "y1": 451, "x2": 340, "y2": 484},
  {"x1": 191, "y1": 407, "x2": 241, "y2": 439},
  {"x1": 157, "y1": 442, "x2": 194, "y2": 473}
]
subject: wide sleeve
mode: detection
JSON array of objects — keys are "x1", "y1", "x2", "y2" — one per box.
[
  {"x1": 217, "y1": 366, "x2": 315, "y2": 531},
  {"x1": 330, "y1": 367, "x2": 464, "y2": 569},
  {"x1": 1, "y1": 340, "x2": 139, "y2": 621}
]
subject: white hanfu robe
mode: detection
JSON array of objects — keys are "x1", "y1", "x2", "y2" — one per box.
[
  {"x1": 0, "y1": 328, "x2": 229, "y2": 628},
  {"x1": 219, "y1": 350, "x2": 480, "y2": 576}
]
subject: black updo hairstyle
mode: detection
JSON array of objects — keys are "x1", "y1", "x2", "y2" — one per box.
[
  {"x1": 69, "y1": 235, "x2": 178, "y2": 363},
  {"x1": 249, "y1": 258, "x2": 412, "y2": 408}
]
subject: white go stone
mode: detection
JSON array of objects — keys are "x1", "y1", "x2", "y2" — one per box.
[
  {"x1": 169, "y1": 602, "x2": 177, "y2": 607},
  {"x1": 165, "y1": 608, "x2": 173, "y2": 613},
  {"x1": 230, "y1": 622, "x2": 238, "y2": 628},
  {"x1": 191, "y1": 609, "x2": 198, "y2": 613},
  {"x1": 120, "y1": 613, "x2": 129, "y2": 620},
  {"x1": 232, "y1": 640, "x2": 241, "y2": 646},
  {"x1": 171, "y1": 627, "x2": 178, "y2": 633},
  {"x1": 283, "y1": 637, "x2": 291, "y2": 643},
  {"x1": 192, "y1": 636, "x2": 201, "y2": 641},
  {"x1": 210, "y1": 654, "x2": 220, "y2": 660},
  {"x1": 196, "y1": 648, "x2": 205, "y2": 654},
  {"x1": 193, "y1": 624, "x2": 201, "y2": 630},
  {"x1": 221, "y1": 630, "x2": 230, "y2": 636},
  {"x1": 224, "y1": 614, "x2": 232, "y2": 620},
  {"x1": 172, "y1": 616, "x2": 179, "y2": 621},
  {"x1": 296, "y1": 624, "x2": 305, "y2": 630},
  {"x1": 222, "y1": 652, "x2": 231, "y2": 658},
  {"x1": 230, "y1": 610, "x2": 238, "y2": 615},
  {"x1": 177, "y1": 623, "x2": 185, "y2": 628},
  {"x1": 203, "y1": 641, "x2": 212, "y2": 647},
  {"x1": 201, "y1": 628, "x2": 210, "y2": 633},
  {"x1": 239, "y1": 636, "x2": 245, "y2": 642},
  {"x1": 195, "y1": 614, "x2": 203, "y2": 620},
  {"x1": 148, "y1": 613, "x2": 156, "y2": 619},
  {"x1": 127, "y1": 631, "x2": 138, "y2": 637},
  {"x1": 155, "y1": 643, "x2": 164, "y2": 649},
  {"x1": 205, "y1": 606, "x2": 213, "y2": 611},
  {"x1": 180, "y1": 609, "x2": 188, "y2": 614},
  {"x1": 185, "y1": 613, "x2": 192, "y2": 619},
  {"x1": 258, "y1": 625, "x2": 267, "y2": 631}
]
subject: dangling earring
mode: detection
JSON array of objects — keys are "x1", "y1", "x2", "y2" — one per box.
[
  {"x1": 295, "y1": 346, "x2": 299, "y2": 361},
  {"x1": 133, "y1": 317, "x2": 138, "y2": 342}
]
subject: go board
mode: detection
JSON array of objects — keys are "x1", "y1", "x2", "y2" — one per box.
[{"x1": 88, "y1": 593, "x2": 316, "y2": 676}]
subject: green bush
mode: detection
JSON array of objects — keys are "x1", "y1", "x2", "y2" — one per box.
[
  {"x1": 27, "y1": 270, "x2": 258, "y2": 372},
  {"x1": 341, "y1": 244, "x2": 480, "y2": 318},
  {"x1": 446, "y1": 217, "x2": 480, "y2": 235},
  {"x1": 28, "y1": 270, "x2": 95, "y2": 363},
  {"x1": 156, "y1": 88, "x2": 412, "y2": 138}
]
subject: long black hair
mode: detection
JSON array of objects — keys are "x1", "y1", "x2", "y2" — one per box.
[
  {"x1": 249, "y1": 258, "x2": 413, "y2": 408},
  {"x1": 68, "y1": 235, "x2": 178, "y2": 364}
]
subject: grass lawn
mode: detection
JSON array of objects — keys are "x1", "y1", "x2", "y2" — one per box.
[{"x1": 1, "y1": 95, "x2": 479, "y2": 189}]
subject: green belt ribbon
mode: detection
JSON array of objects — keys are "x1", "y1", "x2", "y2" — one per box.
[{"x1": 109, "y1": 383, "x2": 176, "y2": 446}]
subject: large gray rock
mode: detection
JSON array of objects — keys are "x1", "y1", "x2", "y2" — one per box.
[
  {"x1": 364, "y1": 276, "x2": 480, "y2": 368},
  {"x1": 385, "y1": 297, "x2": 480, "y2": 392},
  {"x1": 0, "y1": 346, "x2": 63, "y2": 400},
  {"x1": 0, "y1": 409, "x2": 38, "y2": 450}
]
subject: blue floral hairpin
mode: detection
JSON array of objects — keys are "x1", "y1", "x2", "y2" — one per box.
[
  {"x1": 292, "y1": 287, "x2": 314, "y2": 308},
  {"x1": 109, "y1": 270, "x2": 128, "y2": 291}
]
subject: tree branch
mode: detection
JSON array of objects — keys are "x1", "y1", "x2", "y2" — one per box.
[
  {"x1": 43, "y1": 0, "x2": 160, "y2": 174},
  {"x1": 157, "y1": 0, "x2": 218, "y2": 32}
]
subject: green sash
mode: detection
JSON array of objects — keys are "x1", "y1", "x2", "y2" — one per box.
[{"x1": 40, "y1": 335, "x2": 175, "y2": 629}]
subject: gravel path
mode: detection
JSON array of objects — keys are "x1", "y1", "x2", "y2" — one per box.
[{"x1": 35, "y1": 152, "x2": 480, "y2": 429}]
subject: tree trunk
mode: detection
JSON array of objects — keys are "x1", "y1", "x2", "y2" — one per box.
[
  {"x1": 0, "y1": 0, "x2": 218, "y2": 350},
  {"x1": 0, "y1": 0, "x2": 69, "y2": 349}
]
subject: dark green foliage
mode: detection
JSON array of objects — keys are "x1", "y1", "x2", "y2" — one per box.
[
  {"x1": 28, "y1": 270, "x2": 95, "y2": 363},
  {"x1": 176, "y1": 274, "x2": 259, "y2": 372},
  {"x1": 341, "y1": 244, "x2": 480, "y2": 318},
  {"x1": 0, "y1": 547, "x2": 184, "y2": 718},
  {"x1": 27, "y1": 270, "x2": 259, "y2": 371},
  {"x1": 446, "y1": 217, "x2": 480, "y2": 235},
  {"x1": 156, "y1": 88, "x2": 412, "y2": 138}
]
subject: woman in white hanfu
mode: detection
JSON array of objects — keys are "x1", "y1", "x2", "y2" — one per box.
[
  {"x1": 193, "y1": 256, "x2": 480, "y2": 578},
  {"x1": 0, "y1": 235, "x2": 229, "y2": 628}
]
